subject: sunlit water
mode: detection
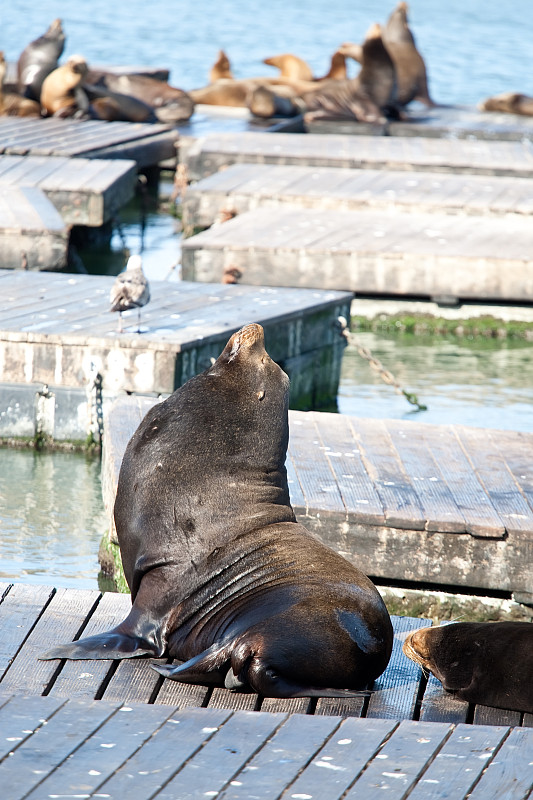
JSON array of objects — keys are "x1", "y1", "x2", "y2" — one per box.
[
  {"x1": 0, "y1": 450, "x2": 107, "y2": 589},
  {"x1": 2, "y1": 2, "x2": 533, "y2": 587}
]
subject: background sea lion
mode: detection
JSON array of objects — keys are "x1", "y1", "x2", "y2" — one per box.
[
  {"x1": 40, "y1": 54, "x2": 89, "y2": 117},
  {"x1": 85, "y1": 71, "x2": 194, "y2": 123},
  {"x1": 252, "y1": 23, "x2": 397, "y2": 122},
  {"x1": 0, "y1": 52, "x2": 41, "y2": 117},
  {"x1": 403, "y1": 621, "x2": 533, "y2": 713},
  {"x1": 263, "y1": 53, "x2": 314, "y2": 82},
  {"x1": 41, "y1": 323, "x2": 393, "y2": 699},
  {"x1": 209, "y1": 49, "x2": 233, "y2": 82},
  {"x1": 382, "y1": 1, "x2": 434, "y2": 107},
  {"x1": 17, "y1": 18, "x2": 65, "y2": 101},
  {"x1": 316, "y1": 51, "x2": 347, "y2": 81},
  {"x1": 479, "y1": 91, "x2": 533, "y2": 116}
]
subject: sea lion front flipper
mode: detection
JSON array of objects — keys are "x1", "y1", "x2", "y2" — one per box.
[
  {"x1": 39, "y1": 625, "x2": 161, "y2": 661},
  {"x1": 40, "y1": 576, "x2": 169, "y2": 661}
]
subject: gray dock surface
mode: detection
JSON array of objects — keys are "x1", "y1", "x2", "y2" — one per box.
[
  {"x1": 181, "y1": 204, "x2": 533, "y2": 302},
  {"x1": 103, "y1": 396, "x2": 533, "y2": 603},
  {"x1": 181, "y1": 131, "x2": 533, "y2": 181},
  {"x1": 183, "y1": 162, "x2": 533, "y2": 231},
  {"x1": 0, "y1": 116, "x2": 179, "y2": 168},
  {"x1": 0, "y1": 269, "x2": 350, "y2": 413}
]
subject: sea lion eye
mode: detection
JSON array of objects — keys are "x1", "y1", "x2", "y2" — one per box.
[{"x1": 257, "y1": 390, "x2": 265, "y2": 401}]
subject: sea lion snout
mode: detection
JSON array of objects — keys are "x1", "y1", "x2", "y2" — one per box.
[{"x1": 402, "y1": 627, "x2": 433, "y2": 666}]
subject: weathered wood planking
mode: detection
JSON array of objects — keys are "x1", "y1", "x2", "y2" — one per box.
[
  {"x1": 180, "y1": 131, "x2": 533, "y2": 180},
  {"x1": 0, "y1": 185, "x2": 68, "y2": 270},
  {"x1": 0, "y1": 270, "x2": 351, "y2": 406},
  {"x1": 181, "y1": 205, "x2": 533, "y2": 302},
  {"x1": 0, "y1": 583, "x2": 531, "y2": 730},
  {"x1": 0, "y1": 155, "x2": 137, "y2": 226},
  {"x1": 1, "y1": 695, "x2": 530, "y2": 800},
  {"x1": 0, "y1": 116, "x2": 179, "y2": 168},
  {"x1": 102, "y1": 398, "x2": 533, "y2": 599},
  {"x1": 182, "y1": 163, "x2": 533, "y2": 231}
]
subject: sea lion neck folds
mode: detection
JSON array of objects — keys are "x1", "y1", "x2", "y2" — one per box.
[{"x1": 41, "y1": 323, "x2": 393, "y2": 698}]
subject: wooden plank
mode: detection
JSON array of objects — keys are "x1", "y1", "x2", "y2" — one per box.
[
  {"x1": 0, "y1": 583, "x2": 55, "y2": 678},
  {"x1": 208, "y1": 688, "x2": 258, "y2": 711},
  {"x1": 287, "y1": 412, "x2": 345, "y2": 516},
  {"x1": 419, "y1": 673, "x2": 469, "y2": 724},
  {"x1": 366, "y1": 616, "x2": 430, "y2": 721},
  {"x1": 47, "y1": 592, "x2": 132, "y2": 700},
  {"x1": 343, "y1": 719, "x2": 453, "y2": 799},
  {"x1": 349, "y1": 418, "x2": 425, "y2": 530},
  {"x1": 467, "y1": 727, "x2": 533, "y2": 800},
  {"x1": 153, "y1": 666, "x2": 210, "y2": 708},
  {"x1": 94, "y1": 707, "x2": 233, "y2": 800},
  {"x1": 421, "y1": 424, "x2": 506, "y2": 537},
  {"x1": 154, "y1": 710, "x2": 286, "y2": 799},
  {"x1": 260, "y1": 697, "x2": 312, "y2": 715},
  {"x1": 455, "y1": 426, "x2": 533, "y2": 536},
  {"x1": 25, "y1": 703, "x2": 174, "y2": 799},
  {"x1": 100, "y1": 657, "x2": 167, "y2": 704},
  {"x1": 280, "y1": 717, "x2": 397, "y2": 800},
  {"x1": 385, "y1": 419, "x2": 467, "y2": 533},
  {"x1": 0, "y1": 587, "x2": 100, "y2": 696},
  {"x1": 473, "y1": 704, "x2": 522, "y2": 727},
  {"x1": 0, "y1": 694, "x2": 66, "y2": 761},
  {"x1": 406, "y1": 722, "x2": 510, "y2": 800},
  {"x1": 0, "y1": 698, "x2": 119, "y2": 800},
  {"x1": 491, "y1": 429, "x2": 533, "y2": 514},
  {"x1": 314, "y1": 694, "x2": 365, "y2": 718},
  {"x1": 218, "y1": 713, "x2": 341, "y2": 799},
  {"x1": 312, "y1": 411, "x2": 386, "y2": 525}
]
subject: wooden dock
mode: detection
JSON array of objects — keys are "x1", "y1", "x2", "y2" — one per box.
[
  {"x1": 103, "y1": 396, "x2": 533, "y2": 603},
  {"x1": 0, "y1": 116, "x2": 179, "y2": 168},
  {"x1": 180, "y1": 131, "x2": 533, "y2": 181},
  {"x1": 1, "y1": 581, "x2": 532, "y2": 730},
  {"x1": 181, "y1": 204, "x2": 533, "y2": 302},
  {"x1": 0, "y1": 581, "x2": 531, "y2": 798},
  {"x1": 182, "y1": 163, "x2": 533, "y2": 231},
  {"x1": 0, "y1": 270, "x2": 351, "y2": 439}
]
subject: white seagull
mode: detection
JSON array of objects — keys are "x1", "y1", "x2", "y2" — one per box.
[{"x1": 109, "y1": 255, "x2": 150, "y2": 333}]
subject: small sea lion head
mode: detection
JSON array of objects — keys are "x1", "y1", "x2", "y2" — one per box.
[
  {"x1": 67, "y1": 55, "x2": 88, "y2": 77},
  {"x1": 403, "y1": 624, "x2": 477, "y2": 692}
]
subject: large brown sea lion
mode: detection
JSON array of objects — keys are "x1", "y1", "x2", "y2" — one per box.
[
  {"x1": 0, "y1": 52, "x2": 41, "y2": 117},
  {"x1": 85, "y1": 70, "x2": 194, "y2": 123},
  {"x1": 479, "y1": 92, "x2": 533, "y2": 117},
  {"x1": 263, "y1": 53, "x2": 314, "y2": 82},
  {"x1": 382, "y1": 1, "x2": 434, "y2": 107},
  {"x1": 17, "y1": 18, "x2": 65, "y2": 101},
  {"x1": 41, "y1": 323, "x2": 393, "y2": 698},
  {"x1": 403, "y1": 622, "x2": 533, "y2": 714},
  {"x1": 40, "y1": 55, "x2": 89, "y2": 117}
]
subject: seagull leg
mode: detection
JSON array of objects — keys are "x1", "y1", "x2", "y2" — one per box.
[
  {"x1": 118, "y1": 312, "x2": 123, "y2": 333},
  {"x1": 137, "y1": 308, "x2": 142, "y2": 333}
]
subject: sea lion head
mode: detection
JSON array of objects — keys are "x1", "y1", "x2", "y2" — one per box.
[
  {"x1": 67, "y1": 55, "x2": 88, "y2": 78},
  {"x1": 403, "y1": 624, "x2": 477, "y2": 692}
]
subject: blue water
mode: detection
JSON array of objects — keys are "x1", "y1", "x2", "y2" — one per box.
[{"x1": 4, "y1": 0, "x2": 533, "y2": 105}]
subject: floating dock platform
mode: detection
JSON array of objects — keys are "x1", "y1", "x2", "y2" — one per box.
[
  {"x1": 103, "y1": 396, "x2": 533, "y2": 604},
  {"x1": 0, "y1": 269, "x2": 351, "y2": 440}
]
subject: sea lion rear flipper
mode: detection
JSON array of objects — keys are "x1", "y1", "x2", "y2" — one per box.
[{"x1": 151, "y1": 641, "x2": 235, "y2": 687}]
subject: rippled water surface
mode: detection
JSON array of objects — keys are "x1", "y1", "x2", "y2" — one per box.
[{"x1": 0, "y1": 450, "x2": 106, "y2": 589}]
